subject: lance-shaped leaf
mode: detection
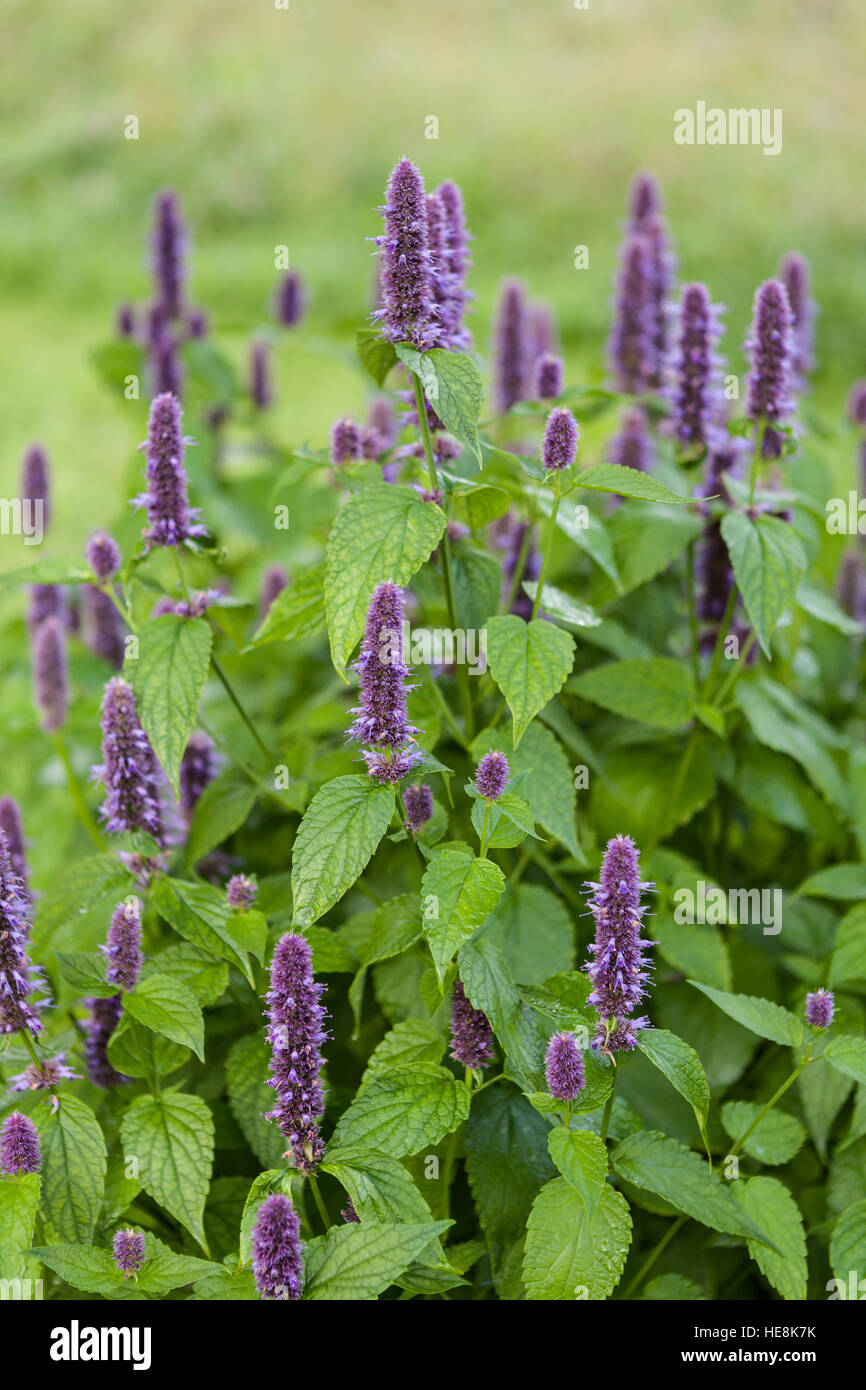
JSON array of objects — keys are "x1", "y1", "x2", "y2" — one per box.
[
  {"x1": 485, "y1": 615, "x2": 574, "y2": 747},
  {"x1": 126, "y1": 615, "x2": 212, "y2": 796},
  {"x1": 721, "y1": 512, "x2": 806, "y2": 658},
  {"x1": 291, "y1": 776, "x2": 395, "y2": 925}
]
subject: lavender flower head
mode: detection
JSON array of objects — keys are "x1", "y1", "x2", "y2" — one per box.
[
  {"x1": 374, "y1": 158, "x2": 435, "y2": 349},
  {"x1": 21, "y1": 444, "x2": 50, "y2": 533},
  {"x1": 94, "y1": 677, "x2": 164, "y2": 844},
  {"x1": 805, "y1": 988, "x2": 834, "y2": 1029},
  {"x1": 608, "y1": 233, "x2": 655, "y2": 396},
  {"x1": 403, "y1": 782, "x2": 433, "y2": 831},
  {"x1": 542, "y1": 406, "x2": 579, "y2": 471},
  {"x1": 627, "y1": 171, "x2": 663, "y2": 227},
  {"x1": 252, "y1": 1192, "x2": 304, "y2": 1301},
  {"x1": 266, "y1": 933, "x2": 327, "y2": 1172},
  {"x1": 668, "y1": 283, "x2": 724, "y2": 452},
  {"x1": 0, "y1": 828, "x2": 46, "y2": 1037},
  {"x1": 347, "y1": 581, "x2": 421, "y2": 783},
  {"x1": 435, "y1": 179, "x2": 472, "y2": 349},
  {"x1": 367, "y1": 396, "x2": 399, "y2": 455},
  {"x1": 85, "y1": 994, "x2": 127, "y2": 1089},
  {"x1": 116, "y1": 303, "x2": 136, "y2": 339},
  {"x1": 274, "y1": 270, "x2": 307, "y2": 328},
  {"x1": 584, "y1": 834, "x2": 656, "y2": 1054},
  {"x1": 113, "y1": 1229, "x2": 146, "y2": 1279},
  {"x1": 0, "y1": 1111, "x2": 41, "y2": 1174},
  {"x1": 259, "y1": 564, "x2": 288, "y2": 619},
  {"x1": 179, "y1": 731, "x2": 217, "y2": 820},
  {"x1": 0, "y1": 798, "x2": 29, "y2": 900},
  {"x1": 533, "y1": 352, "x2": 564, "y2": 401},
  {"x1": 249, "y1": 338, "x2": 273, "y2": 410},
  {"x1": 528, "y1": 301, "x2": 558, "y2": 363},
  {"x1": 450, "y1": 980, "x2": 494, "y2": 1070},
  {"x1": 151, "y1": 190, "x2": 186, "y2": 319},
  {"x1": 187, "y1": 308, "x2": 208, "y2": 339},
  {"x1": 28, "y1": 583, "x2": 64, "y2": 634},
  {"x1": 493, "y1": 278, "x2": 529, "y2": 414},
  {"x1": 778, "y1": 251, "x2": 816, "y2": 390},
  {"x1": 8, "y1": 1053, "x2": 76, "y2": 1091},
  {"x1": 847, "y1": 380, "x2": 866, "y2": 428},
  {"x1": 607, "y1": 406, "x2": 655, "y2": 475},
  {"x1": 545, "y1": 1032, "x2": 586, "y2": 1101},
  {"x1": 137, "y1": 392, "x2": 205, "y2": 548},
  {"x1": 331, "y1": 418, "x2": 362, "y2": 465},
  {"x1": 148, "y1": 331, "x2": 184, "y2": 399},
  {"x1": 87, "y1": 531, "x2": 121, "y2": 584},
  {"x1": 105, "y1": 901, "x2": 143, "y2": 991},
  {"x1": 476, "y1": 750, "x2": 509, "y2": 801},
  {"x1": 32, "y1": 614, "x2": 68, "y2": 733},
  {"x1": 745, "y1": 279, "x2": 795, "y2": 458},
  {"x1": 227, "y1": 874, "x2": 257, "y2": 911}
]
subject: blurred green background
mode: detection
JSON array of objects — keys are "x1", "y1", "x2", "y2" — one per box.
[{"x1": 2, "y1": 0, "x2": 864, "y2": 564}]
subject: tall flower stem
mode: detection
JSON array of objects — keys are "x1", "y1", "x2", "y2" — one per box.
[
  {"x1": 531, "y1": 473, "x2": 561, "y2": 620},
  {"x1": 622, "y1": 1215, "x2": 687, "y2": 1299},
  {"x1": 748, "y1": 416, "x2": 767, "y2": 508},
  {"x1": 599, "y1": 1072, "x2": 617, "y2": 1143},
  {"x1": 501, "y1": 520, "x2": 534, "y2": 615},
  {"x1": 19, "y1": 1026, "x2": 43, "y2": 1070},
  {"x1": 307, "y1": 1173, "x2": 332, "y2": 1232},
  {"x1": 98, "y1": 581, "x2": 138, "y2": 635},
  {"x1": 728, "y1": 1049, "x2": 812, "y2": 1159},
  {"x1": 686, "y1": 542, "x2": 699, "y2": 687},
  {"x1": 52, "y1": 732, "x2": 104, "y2": 849}
]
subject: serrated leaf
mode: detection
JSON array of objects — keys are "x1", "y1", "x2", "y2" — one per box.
[
  {"x1": 142, "y1": 943, "x2": 229, "y2": 1007},
  {"x1": 38, "y1": 1095, "x2": 107, "y2": 1245},
  {"x1": 365, "y1": 1019, "x2": 446, "y2": 1075},
  {"x1": 831, "y1": 904, "x2": 866, "y2": 986},
  {"x1": 547, "y1": 1129, "x2": 608, "y2": 1218},
  {"x1": 721, "y1": 512, "x2": 806, "y2": 658},
  {"x1": 32, "y1": 853, "x2": 132, "y2": 953},
  {"x1": 54, "y1": 950, "x2": 117, "y2": 998},
  {"x1": 577, "y1": 462, "x2": 690, "y2": 504},
  {"x1": 637, "y1": 1028, "x2": 711, "y2": 1151},
  {"x1": 572, "y1": 657, "x2": 696, "y2": 731},
  {"x1": 304, "y1": 1220, "x2": 451, "y2": 1300},
  {"x1": 736, "y1": 681, "x2": 848, "y2": 813},
  {"x1": 28, "y1": 1243, "x2": 124, "y2": 1296},
  {"x1": 523, "y1": 1179, "x2": 631, "y2": 1300},
  {"x1": 458, "y1": 938, "x2": 546, "y2": 1090},
  {"x1": 830, "y1": 1198, "x2": 866, "y2": 1286},
  {"x1": 246, "y1": 565, "x2": 326, "y2": 649},
  {"x1": 330, "y1": 1062, "x2": 470, "y2": 1156},
  {"x1": 482, "y1": 883, "x2": 574, "y2": 986},
  {"x1": 0, "y1": 1173, "x2": 41, "y2": 1282},
  {"x1": 127, "y1": 615, "x2": 212, "y2": 796},
  {"x1": 120, "y1": 1093, "x2": 214, "y2": 1250},
  {"x1": 721, "y1": 1102, "x2": 806, "y2": 1166},
  {"x1": 521, "y1": 580, "x2": 601, "y2": 630},
  {"x1": 798, "y1": 865, "x2": 866, "y2": 902},
  {"x1": 186, "y1": 764, "x2": 257, "y2": 864},
  {"x1": 291, "y1": 776, "x2": 395, "y2": 925},
  {"x1": 225, "y1": 1034, "x2": 286, "y2": 1168},
  {"x1": 322, "y1": 1147, "x2": 433, "y2": 1225},
  {"x1": 150, "y1": 875, "x2": 258, "y2": 985},
  {"x1": 688, "y1": 981, "x2": 804, "y2": 1046},
  {"x1": 644, "y1": 1273, "x2": 706, "y2": 1299},
  {"x1": 470, "y1": 791, "x2": 538, "y2": 849},
  {"x1": 324, "y1": 484, "x2": 445, "y2": 677},
  {"x1": 420, "y1": 849, "x2": 504, "y2": 982},
  {"x1": 825, "y1": 1035, "x2": 866, "y2": 1085},
  {"x1": 108, "y1": 1017, "x2": 189, "y2": 1078},
  {"x1": 485, "y1": 615, "x2": 574, "y2": 747},
  {"x1": 734, "y1": 1176, "x2": 807, "y2": 1300},
  {"x1": 356, "y1": 329, "x2": 398, "y2": 387},
  {"x1": 425, "y1": 350, "x2": 484, "y2": 461},
  {"x1": 124, "y1": 972, "x2": 205, "y2": 1060}
]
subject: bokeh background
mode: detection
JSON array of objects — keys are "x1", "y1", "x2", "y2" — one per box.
[{"x1": 2, "y1": 0, "x2": 864, "y2": 563}]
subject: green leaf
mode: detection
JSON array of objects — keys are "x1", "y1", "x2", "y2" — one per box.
[
  {"x1": 612, "y1": 1131, "x2": 775, "y2": 1243},
  {"x1": 322, "y1": 1146, "x2": 433, "y2": 1225},
  {"x1": 721, "y1": 1102, "x2": 806, "y2": 1166},
  {"x1": 547, "y1": 1129, "x2": 608, "y2": 1218},
  {"x1": 193, "y1": 1262, "x2": 259, "y2": 1300},
  {"x1": 572, "y1": 657, "x2": 696, "y2": 731},
  {"x1": 330, "y1": 1062, "x2": 470, "y2": 1156},
  {"x1": 239, "y1": 1170, "x2": 295, "y2": 1266},
  {"x1": 108, "y1": 1017, "x2": 190, "y2": 1078},
  {"x1": 826, "y1": 1035, "x2": 866, "y2": 1085},
  {"x1": 151, "y1": 876, "x2": 258, "y2": 985},
  {"x1": 734, "y1": 1177, "x2": 807, "y2": 1300},
  {"x1": 304, "y1": 1220, "x2": 451, "y2": 1300},
  {"x1": 451, "y1": 484, "x2": 510, "y2": 532},
  {"x1": 688, "y1": 981, "x2": 804, "y2": 1046},
  {"x1": 186, "y1": 765, "x2": 257, "y2": 864},
  {"x1": 636, "y1": 1028, "x2": 711, "y2": 1151},
  {"x1": 644, "y1": 1273, "x2": 706, "y2": 1299},
  {"x1": 831, "y1": 904, "x2": 866, "y2": 986},
  {"x1": 521, "y1": 581, "x2": 601, "y2": 630},
  {"x1": 38, "y1": 1095, "x2": 107, "y2": 1245},
  {"x1": 0, "y1": 1173, "x2": 41, "y2": 1282},
  {"x1": 736, "y1": 681, "x2": 849, "y2": 813},
  {"x1": 721, "y1": 512, "x2": 807, "y2": 658},
  {"x1": 797, "y1": 579, "x2": 864, "y2": 635},
  {"x1": 482, "y1": 883, "x2": 574, "y2": 986},
  {"x1": 291, "y1": 776, "x2": 395, "y2": 925},
  {"x1": 470, "y1": 791, "x2": 538, "y2": 849},
  {"x1": 120, "y1": 1093, "x2": 214, "y2": 1250},
  {"x1": 474, "y1": 722, "x2": 580, "y2": 858},
  {"x1": 523, "y1": 1180, "x2": 631, "y2": 1300},
  {"x1": 577, "y1": 462, "x2": 691, "y2": 504},
  {"x1": 32, "y1": 853, "x2": 132, "y2": 953},
  {"x1": 142, "y1": 943, "x2": 229, "y2": 1007},
  {"x1": 324, "y1": 484, "x2": 445, "y2": 677},
  {"x1": 451, "y1": 544, "x2": 502, "y2": 628},
  {"x1": 124, "y1": 973, "x2": 205, "y2": 1060},
  {"x1": 54, "y1": 950, "x2": 117, "y2": 998},
  {"x1": 135, "y1": 1239, "x2": 222, "y2": 1296},
  {"x1": 29, "y1": 1244, "x2": 124, "y2": 1296},
  {"x1": 485, "y1": 615, "x2": 574, "y2": 747},
  {"x1": 420, "y1": 849, "x2": 505, "y2": 982},
  {"x1": 830, "y1": 1198, "x2": 866, "y2": 1286},
  {"x1": 365, "y1": 1020, "x2": 446, "y2": 1075},
  {"x1": 126, "y1": 615, "x2": 213, "y2": 796},
  {"x1": 798, "y1": 864, "x2": 866, "y2": 902},
  {"x1": 246, "y1": 564, "x2": 326, "y2": 649},
  {"x1": 426, "y1": 350, "x2": 484, "y2": 461},
  {"x1": 458, "y1": 938, "x2": 546, "y2": 1090},
  {"x1": 588, "y1": 506, "x2": 702, "y2": 604},
  {"x1": 226, "y1": 1034, "x2": 286, "y2": 1168},
  {"x1": 356, "y1": 329, "x2": 398, "y2": 386}
]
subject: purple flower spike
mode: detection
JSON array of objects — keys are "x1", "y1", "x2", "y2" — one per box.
[
  {"x1": 545, "y1": 1032, "x2": 586, "y2": 1101},
  {"x1": 627, "y1": 171, "x2": 663, "y2": 227},
  {"x1": 83, "y1": 586, "x2": 125, "y2": 669},
  {"x1": 87, "y1": 531, "x2": 121, "y2": 584},
  {"x1": 260, "y1": 564, "x2": 289, "y2": 618},
  {"x1": 249, "y1": 338, "x2": 273, "y2": 410},
  {"x1": 450, "y1": 980, "x2": 494, "y2": 1070},
  {"x1": 252, "y1": 1193, "x2": 304, "y2": 1301},
  {"x1": 0, "y1": 799, "x2": 29, "y2": 901},
  {"x1": 367, "y1": 396, "x2": 399, "y2": 455},
  {"x1": 116, "y1": 303, "x2": 136, "y2": 339},
  {"x1": 113, "y1": 1229, "x2": 146, "y2": 1279},
  {"x1": 8, "y1": 1053, "x2": 77, "y2": 1091},
  {"x1": 105, "y1": 901, "x2": 143, "y2": 991},
  {"x1": 528, "y1": 302, "x2": 558, "y2": 363},
  {"x1": 149, "y1": 332, "x2": 184, "y2": 398},
  {"x1": 85, "y1": 994, "x2": 127, "y2": 1088},
  {"x1": 435, "y1": 179, "x2": 472, "y2": 349},
  {"x1": 608, "y1": 233, "x2": 655, "y2": 396},
  {"x1": 745, "y1": 279, "x2": 795, "y2": 459},
  {"x1": 137, "y1": 392, "x2": 205, "y2": 548},
  {"x1": 265, "y1": 933, "x2": 327, "y2": 1173},
  {"x1": 847, "y1": 380, "x2": 866, "y2": 428},
  {"x1": 0, "y1": 1112, "x2": 41, "y2": 1175},
  {"x1": 28, "y1": 584, "x2": 64, "y2": 634},
  {"x1": 584, "y1": 834, "x2": 656, "y2": 1055},
  {"x1": 21, "y1": 444, "x2": 50, "y2": 533},
  {"x1": 274, "y1": 270, "x2": 307, "y2": 328},
  {"x1": 778, "y1": 252, "x2": 816, "y2": 391},
  {"x1": 32, "y1": 614, "x2": 68, "y2": 733},
  {"x1": 179, "y1": 731, "x2": 217, "y2": 820},
  {"x1": 374, "y1": 157, "x2": 435, "y2": 349},
  {"x1": 806, "y1": 988, "x2": 834, "y2": 1029},
  {"x1": 187, "y1": 308, "x2": 208, "y2": 339},
  {"x1": 669, "y1": 283, "x2": 724, "y2": 452},
  {"x1": 94, "y1": 677, "x2": 164, "y2": 845},
  {"x1": 331, "y1": 418, "x2": 363, "y2": 465},
  {"x1": 493, "y1": 278, "x2": 529, "y2": 414},
  {"x1": 341, "y1": 1198, "x2": 360, "y2": 1224},
  {"x1": 0, "y1": 829, "x2": 46, "y2": 1037},
  {"x1": 476, "y1": 750, "x2": 509, "y2": 801},
  {"x1": 607, "y1": 406, "x2": 655, "y2": 476},
  {"x1": 348, "y1": 581, "x2": 421, "y2": 783},
  {"x1": 151, "y1": 190, "x2": 186, "y2": 319},
  {"x1": 542, "y1": 406, "x2": 579, "y2": 471},
  {"x1": 227, "y1": 874, "x2": 257, "y2": 911},
  {"x1": 403, "y1": 783, "x2": 433, "y2": 831},
  {"x1": 533, "y1": 353, "x2": 564, "y2": 401}
]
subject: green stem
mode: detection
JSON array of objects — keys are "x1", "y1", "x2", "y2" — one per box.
[
  {"x1": 686, "y1": 542, "x2": 699, "y2": 688},
  {"x1": 531, "y1": 474, "x2": 561, "y2": 620},
  {"x1": 479, "y1": 801, "x2": 492, "y2": 858},
  {"x1": 712, "y1": 630, "x2": 758, "y2": 708},
  {"x1": 599, "y1": 1070, "x2": 617, "y2": 1144},
  {"x1": 502, "y1": 519, "x2": 535, "y2": 615},
  {"x1": 19, "y1": 1028, "x2": 43, "y2": 1070},
  {"x1": 307, "y1": 1173, "x2": 332, "y2": 1232},
  {"x1": 210, "y1": 654, "x2": 273, "y2": 763},
  {"x1": 728, "y1": 1051, "x2": 812, "y2": 1158},
  {"x1": 52, "y1": 732, "x2": 104, "y2": 849},
  {"x1": 622, "y1": 1215, "x2": 687, "y2": 1299},
  {"x1": 703, "y1": 581, "x2": 740, "y2": 701},
  {"x1": 419, "y1": 663, "x2": 469, "y2": 749},
  {"x1": 748, "y1": 416, "x2": 767, "y2": 508},
  {"x1": 99, "y1": 581, "x2": 138, "y2": 635}
]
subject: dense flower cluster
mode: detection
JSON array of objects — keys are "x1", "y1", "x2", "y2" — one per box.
[
  {"x1": 113, "y1": 1229, "x2": 146, "y2": 1278},
  {"x1": 347, "y1": 581, "x2": 421, "y2": 783},
  {"x1": 541, "y1": 406, "x2": 579, "y2": 471},
  {"x1": 449, "y1": 980, "x2": 494, "y2": 1070},
  {"x1": 373, "y1": 157, "x2": 435, "y2": 349},
  {"x1": 806, "y1": 989, "x2": 834, "y2": 1029},
  {"x1": 265, "y1": 933, "x2": 327, "y2": 1172},
  {"x1": 545, "y1": 1032, "x2": 586, "y2": 1101},
  {"x1": 0, "y1": 829, "x2": 47, "y2": 1036},
  {"x1": 0, "y1": 1111, "x2": 41, "y2": 1174},
  {"x1": 252, "y1": 1193, "x2": 304, "y2": 1300},
  {"x1": 136, "y1": 392, "x2": 206, "y2": 547},
  {"x1": 476, "y1": 750, "x2": 509, "y2": 801},
  {"x1": 94, "y1": 677, "x2": 164, "y2": 844},
  {"x1": 584, "y1": 835, "x2": 656, "y2": 1054}
]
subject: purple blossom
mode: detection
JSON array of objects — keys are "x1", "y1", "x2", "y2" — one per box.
[
  {"x1": 249, "y1": 339, "x2": 273, "y2": 410},
  {"x1": 20, "y1": 444, "x2": 50, "y2": 533},
  {"x1": 542, "y1": 406, "x2": 579, "y2": 471},
  {"x1": 0, "y1": 1111, "x2": 41, "y2": 1174},
  {"x1": 528, "y1": 301, "x2": 558, "y2": 363},
  {"x1": 94, "y1": 677, "x2": 164, "y2": 844},
  {"x1": 32, "y1": 614, "x2": 68, "y2": 733},
  {"x1": 151, "y1": 190, "x2": 186, "y2": 319},
  {"x1": 8, "y1": 1053, "x2": 77, "y2": 1091},
  {"x1": 545, "y1": 1032, "x2": 586, "y2": 1101},
  {"x1": 607, "y1": 406, "x2": 655, "y2": 475},
  {"x1": 626, "y1": 171, "x2": 663, "y2": 227},
  {"x1": 274, "y1": 270, "x2": 307, "y2": 327},
  {"x1": 87, "y1": 532, "x2": 121, "y2": 584},
  {"x1": 493, "y1": 278, "x2": 529, "y2": 414},
  {"x1": 113, "y1": 1229, "x2": 146, "y2": 1278},
  {"x1": 137, "y1": 392, "x2": 205, "y2": 548},
  {"x1": 533, "y1": 352, "x2": 564, "y2": 401},
  {"x1": 476, "y1": 750, "x2": 509, "y2": 801},
  {"x1": 82, "y1": 586, "x2": 126, "y2": 669},
  {"x1": 584, "y1": 834, "x2": 655, "y2": 1055},
  {"x1": 28, "y1": 584, "x2": 64, "y2": 634},
  {"x1": 403, "y1": 782, "x2": 433, "y2": 831},
  {"x1": 252, "y1": 1193, "x2": 304, "y2": 1300},
  {"x1": 642, "y1": 213, "x2": 675, "y2": 389},
  {"x1": 668, "y1": 283, "x2": 724, "y2": 452},
  {"x1": 179, "y1": 731, "x2": 218, "y2": 820},
  {"x1": 435, "y1": 179, "x2": 472, "y2": 349},
  {"x1": 187, "y1": 308, "x2": 208, "y2": 339},
  {"x1": 608, "y1": 233, "x2": 655, "y2": 396},
  {"x1": 745, "y1": 279, "x2": 795, "y2": 459},
  {"x1": 116, "y1": 303, "x2": 136, "y2": 338},
  {"x1": 105, "y1": 901, "x2": 143, "y2": 991},
  {"x1": 450, "y1": 980, "x2": 494, "y2": 1070},
  {"x1": 847, "y1": 380, "x2": 866, "y2": 428},
  {"x1": 347, "y1": 582, "x2": 421, "y2": 783},
  {"x1": 227, "y1": 874, "x2": 257, "y2": 911},
  {"x1": 367, "y1": 396, "x2": 399, "y2": 455},
  {"x1": 259, "y1": 564, "x2": 289, "y2": 618},
  {"x1": 265, "y1": 933, "x2": 327, "y2": 1172},
  {"x1": 341, "y1": 1198, "x2": 360, "y2": 1224},
  {"x1": 0, "y1": 799, "x2": 29, "y2": 901},
  {"x1": 374, "y1": 157, "x2": 435, "y2": 349},
  {"x1": 805, "y1": 988, "x2": 834, "y2": 1029},
  {"x1": 330, "y1": 418, "x2": 363, "y2": 465},
  {"x1": 778, "y1": 252, "x2": 816, "y2": 391},
  {"x1": 85, "y1": 994, "x2": 127, "y2": 1089},
  {"x1": 148, "y1": 332, "x2": 184, "y2": 398}
]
